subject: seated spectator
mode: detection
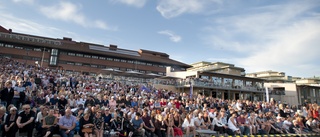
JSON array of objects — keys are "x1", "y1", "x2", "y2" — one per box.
[
  {"x1": 42, "y1": 108, "x2": 59, "y2": 137},
  {"x1": 4, "y1": 106, "x2": 18, "y2": 137},
  {"x1": 93, "y1": 110, "x2": 104, "y2": 137},
  {"x1": 79, "y1": 111, "x2": 94, "y2": 137},
  {"x1": 154, "y1": 114, "x2": 166, "y2": 137},
  {"x1": 182, "y1": 113, "x2": 196, "y2": 137},
  {"x1": 131, "y1": 112, "x2": 145, "y2": 137},
  {"x1": 58, "y1": 108, "x2": 76, "y2": 137},
  {"x1": 142, "y1": 109, "x2": 155, "y2": 137},
  {"x1": 16, "y1": 104, "x2": 35, "y2": 137}
]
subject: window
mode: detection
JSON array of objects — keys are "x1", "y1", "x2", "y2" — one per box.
[
  {"x1": 51, "y1": 49, "x2": 58, "y2": 56},
  {"x1": 99, "y1": 57, "x2": 106, "y2": 60},
  {"x1": 99, "y1": 65, "x2": 106, "y2": 68},
  {"x1": 67, "y1": 62, "x2": 74, "y2": 65},
  {"x1": 0, "y1": 43, "x2": 3, "y2": 47},
  {"x1": 76, "y1": 53, "x2": 83, "y2": 57},
  {"x1": 49, "y1": 56, "x2": 57, "y2": 66},
  {"x1": 75, "y1": 63, "x2": 82, "y2": 66},
  {"x1": 34, "y1": 48, "x2": 42, "y2": 51},
  {"x1": 5, "y1": 44, "x2": 13, "y2": 48},
  {"x1": 139, "y1": 62, "x2": 146, "y2": 65},
  {"x1": 60, "y1": 51, "x2": 68, "y2": 55},
  {"x1": 68, "y1": 53, "x2": 75, "y2": 56},
  {"x1": 128, "y1": 60, "x2": 134, "y2": 63},
  {"x1": 14, "y1": 46, "x2": 23, "y2": 49},
  {"x1": 140, "y1": 70, "x2": 145, "y2": 73},
  {"x1": 147, "y1": 63, "x2": 152, "y2": 66},
  {"x1": 152, "y1": 64, "x2": 158, "y2": 67},
  {"x1": 83, "y1": 63, "x2": 90, "y2": 67},
  {"x1": 84, "y1": 55, "x2": 91, "y2": 58},
  {"x1": 91, "y1": 65, "x2": 97, "y2": 68},
  {"x1": 127, "y1": 68, "x2": 133, "y2": 71},
  {"x1": 92, "y1": 56, "x2": 98, "y2": 59},
  {"x1": 121, "y1": 59, "x2": 127, "y2": 63},
  {"x1": 114, "y1": 59, "x2": 120, "y2": 62},
  {"x1": 107, "y1": 58, "x2": 113, "y2": 61}
]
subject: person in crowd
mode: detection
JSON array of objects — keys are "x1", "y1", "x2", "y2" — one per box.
[
  {"x1": 4, "y1": 106, "x2": 18, "y2": 137},
  {"x1": 93, "y1": 110, "x2": 104, "y2": 137},
  {"x1": 142, "y1": 109, "x2": 155, "y2": 137},
  {"x1": 131, "y1": 112, "x2": 145, "y2": 137},
  {"x1": 0, "y1": 81, "x2": 14, "y2": 107},
  {"x1": 58, "y1": 108, "x2": 76, "y2": 137},
  {"x1": 248, "y1": 111, "x2": 258, "y2": 135},
  {"x1": 154, "y1": 114, "x2": 166, "y2": 137},
  {"x1": 182, "y1": 113, "x2": 196, "y2": 137},
  {"x1": 79, "y1": 111, "x2": 94, "y2": 137},
  {"x1": 35, "y1": 105, "x2": 48, "y2": 136},
  {"x1": 16, "y1": 104, "x2": 35, "y2": 137},
  {"x1": 165, "y1": 113, "x2": 175, "y2": 137},
  {"x1": 42, "y1": 108, "x2": 59, "y2": 137},
  {"x1": 237, "y1": 112, "x2": 250, "y2": 135},
  {"x1": 228, "y1": 112, "x2": 240, "y2": 135}
]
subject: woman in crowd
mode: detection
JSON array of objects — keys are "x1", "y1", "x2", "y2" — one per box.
[
  {"x1": 42, "y1": 108, "x2": 59, "y2": 137},
  {"x1": 165, "y1": 113, "x2": 174, "y2": 137},
  {"x1": 248, "y1": 111, "x2": 258, "y2": 135},
  {"x1": 154, "y1": 114, "x2": 166, "y2": 137},
  {"x1": 79, "y1": 111, "x2": 94, "y2": 137},
  {"x1": 182, "y1": 113, "x2": 196, "y2": 137},
  {"x1": 68, "y1": 94, "x2": 76, "y2": 109},
  {"x1": 93, "y1": 110, "x2": 104, "y2": 137},
  {"x1": 4, "y1": 107, "x2": 18, "y2": 137},
  {"x1": 173, "y1": 110, "x2": 183, "y2": 137},
  {"x1": 228, "y1": 112, "x2": 240, "y2": 135}
]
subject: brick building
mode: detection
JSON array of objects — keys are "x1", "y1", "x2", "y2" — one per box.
[{"x1": 0, "y1": 25, "x2": 191, "y2": 76}]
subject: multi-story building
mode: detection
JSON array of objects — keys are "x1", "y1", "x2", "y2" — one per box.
[
  {"x1": 0, "y1": 25, "x2": 191, "y2": 77},
  {"x1": 187, "y1": 61, "x2": 246, "y2": 76},
  {"x1": 154, "y1": 61, "x2": 266, "y2": 101}
]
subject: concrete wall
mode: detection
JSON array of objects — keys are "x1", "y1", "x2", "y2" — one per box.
[{"x1": 264, "y1": 83, "x2": 299, "y2": 106}]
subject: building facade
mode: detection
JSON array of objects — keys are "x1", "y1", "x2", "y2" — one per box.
[{"x1": 0, "y1": 26, "x2": 191, "y2": 76}]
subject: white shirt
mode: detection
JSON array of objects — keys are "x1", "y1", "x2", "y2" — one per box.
[
  {"x1": 193, "y1": 117, "x2": 204, "y2": 127},
  {"x1": 182, "y1": 118, "x2": 195, "y2": 128},
  {"x1": 283, "y1": 120, "x2": 292, "y2": 130}
]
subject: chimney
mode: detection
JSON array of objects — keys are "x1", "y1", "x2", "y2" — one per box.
[
  {"x1": 63, "y1": 37, "x2": 72, "y2": 41},
  {"x1": 8, "y1": 29, "x2": 12, "y2": 33},
  {"x1": 109, "y1": 44, "x2": 117, "y2": 51}
]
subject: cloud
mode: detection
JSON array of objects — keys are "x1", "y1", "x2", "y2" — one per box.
[
  {"x1": 202, "y1": 1, "x2": 320, "y2": 77},
  {"x1": 156, "y1": 0, "x2": 222, "y2": 18},
  {"x1": 11, "y1": 0, "x2": 34, "y2": 4},
  {"x1": 158, "y1": 30, "x2": 181, "y2": 42},
  {"x1": 110, "y1": 0, "x2": 147, "y2": 8},
  {"x1": 39, "y1": 2, "x2": 116, "y2": 30}
]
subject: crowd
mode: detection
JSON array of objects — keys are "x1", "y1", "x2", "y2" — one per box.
[{"x1": 0, "y1": 57, "x2": 319, "y2": 137}]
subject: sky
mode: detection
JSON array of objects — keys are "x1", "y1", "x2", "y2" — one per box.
[{"x1": 0, "y1": 0, "x2": 320, "y2": 78}]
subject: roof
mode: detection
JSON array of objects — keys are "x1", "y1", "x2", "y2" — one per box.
[
  {"x1": 246, "y1": 70, "x2": 285, "y2": 75},
  {"x1": 199, "y1": 71, "x2": 265, "y2": 81},
  {"x1": 0, "y1": 26, "x2": 10, "y2": 33},
  {"x1": 0, "y1": 27, "x2": 191, "y2": 68}
]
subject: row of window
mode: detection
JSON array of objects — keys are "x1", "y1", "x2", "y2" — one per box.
[
  {"x1": 0, "y1": 32, "x2": 62, "y2": 46},
  {"x1": 58, "y1": 60, "x2": 165, "y2": 75},
  {"x1": 0, "y1": 43, "x2": 52, "y2": 52},
  {"x1": 60, "y1": 51, "x2": 165, "y2": 68}
]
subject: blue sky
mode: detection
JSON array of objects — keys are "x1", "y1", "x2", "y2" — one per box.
[{"x1": 1, "y1": 0, "x2": 320, "y2": 77}]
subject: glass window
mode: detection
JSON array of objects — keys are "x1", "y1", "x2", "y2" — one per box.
[
  {"x1": 68, "y1": 53, "x2": 75, "y2": 56},
  {"x1": 5, "y1": 44, "x2": 14, "y2": 48},
  {"x1": 99, "y1": 57, "x2": 106, "y2": 60},
  {"x1": 114, "y1": 59, "x2": 120, "y2": 62},
  {"x1": 92, "y1": 56, "x2": 98, "y2": 59},
  {"x1": 75, "y1": 63, "x2": 82, "y2": 66},
  {"x1": 91, "y1": 65, "x2": 97, "y2": 68},
  {"x1": 14, "y1": 46, "x2": 23, "y2": 49},
  {"x1": 147, "y1": 63, "x2": 152, "y2": 66},
  {"x1": 49, "y1": 56, "x2": 57, "y2": 66},
  {"x1": 34, "y1": 48, "x2": 42, "y2": 51},
  {"x1": 67, "y1": 62, "x2": 74, "y2": 65},
  {"x1": 84, "y1": 55, "x2": 91, "y2": 58},
  {"x1": 76, "y1": 53, "x2": 83, "y2": 57},
  {"x1": 0, "y1": 43, "x2": 3, "y2": 47},
  {"x1": 121, "y1": 59, "x2": 126, "y2": 62},
  {"x1": 128, "y1": 60, "x2": 134, "y2": 63},
  {"x1": 107, "y1": 58, "x2": 113, "y2": 61},
  {"x1": 51, "y1": 49, "x2": 58, "y2": 56}
]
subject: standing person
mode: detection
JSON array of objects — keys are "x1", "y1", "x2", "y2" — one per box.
[
  {"x1": 0, "y1": 81, "x2": 14, "y2": 107},
  {"x1": 4, "y1": 107, "x2": 18, "y2": 137},
  {"x1": 93, "y1": 110, "x2": 104, "y2": 137},
  {"x1": 16, "y1": 104, "x2": 35, "y2": 137},
  {"x1": 58, "y1": 108, "x2": 77, "y2": 137}
]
